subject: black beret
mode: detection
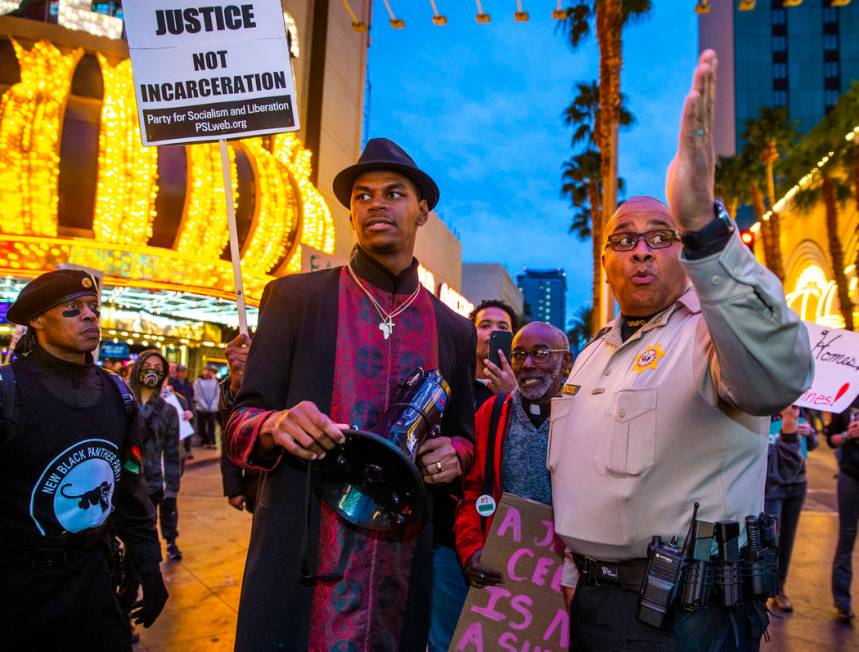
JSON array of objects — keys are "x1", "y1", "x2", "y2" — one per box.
[{"x1": 7, "y1": 270, "x2": 99, "y2": 325}]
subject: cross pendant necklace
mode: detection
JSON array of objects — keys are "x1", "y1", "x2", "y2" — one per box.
[
  {"x1": 347, "y1": 264, "x2": 422, "y2": 342},
  {"x1": 379, "y1": 317, "x2": 395, "y2": 340}
]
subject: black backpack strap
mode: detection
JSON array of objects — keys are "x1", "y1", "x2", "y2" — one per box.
[
  {"x1": 483, "y1": 393, "x2": 509, "y2": 505},
  {"x1": 101, "y1": 368, "x2": 137, "y2": 420},
  {"x1": 0, "y1": 363, "x2": 16, "y2": 426}
]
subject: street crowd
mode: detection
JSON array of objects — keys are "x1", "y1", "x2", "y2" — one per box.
[{"x1": 1, "y1": 50, "x2": 859, "y2": 652}]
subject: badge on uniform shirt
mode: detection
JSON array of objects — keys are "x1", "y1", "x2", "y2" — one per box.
[
  {"x1": 631, "y1": 344, "x2": 666, "y2": 374},
  {"x1": 476, "y1": 494, "x2": 497, "y2": 517},
  {"x1": 561, "y1": 383, "x2": 580, "y2": 396}
]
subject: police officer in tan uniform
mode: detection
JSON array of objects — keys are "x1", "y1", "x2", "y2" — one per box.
[{"x1": 550, "y1": 51, "x2": 813, "y2": 650}]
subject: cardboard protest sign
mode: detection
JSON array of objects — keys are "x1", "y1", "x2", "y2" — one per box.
[
  {"x1": 451, "y1": 493, "x2": 569, "y2": 652},
  {"x1": 123, "y1": 1, "x2": 298, "y2": 145},
  {"x1": 795, "y1": 322, "x2": 859, "y2": 414}
]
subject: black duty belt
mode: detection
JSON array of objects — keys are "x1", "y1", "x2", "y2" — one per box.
[
  {"x1": 0, "y1": 526, "x2": 107, "y2": 557},
  {"x1": 575, "y1": 554, "x2": 649, "y2": 590}
]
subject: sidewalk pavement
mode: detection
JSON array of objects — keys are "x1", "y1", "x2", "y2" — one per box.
[
  {"x1": 135, "y1": 460, "x2": 249, "y2": 651},
  {"x1": 136, "y1": 445, "x2": 859, "y2": 651}
]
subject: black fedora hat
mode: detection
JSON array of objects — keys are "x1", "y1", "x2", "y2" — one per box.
[{"x1": 333, "y1": 138, "x2": 439, "y2": 210}]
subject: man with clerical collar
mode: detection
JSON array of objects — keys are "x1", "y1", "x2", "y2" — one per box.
[
  {"x1": 225, "y1": 138, "x2": 476, "y2": 651},
  {"x1": 550, "y1": 51, "x2": 813, "y2": 649},
  {"x1": 454, "y1": 321, "x2": 573, "y2": 587}
]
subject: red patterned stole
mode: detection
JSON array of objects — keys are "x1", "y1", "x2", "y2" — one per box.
[{"x1": 307, "y1": 266, "x2": 439, "y2": 652}]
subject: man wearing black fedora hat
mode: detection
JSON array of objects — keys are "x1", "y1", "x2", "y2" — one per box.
[
  {"x1": 0, "y1": 269, "x2": 168, "y2": 649},
  {"x1": 225, "y1": 138, "x2": 476, "y2": 650}
]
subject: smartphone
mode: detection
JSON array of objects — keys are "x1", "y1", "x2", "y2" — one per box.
[{"x1": 488, "y1": 330, "x2": 513, "y2": 369}]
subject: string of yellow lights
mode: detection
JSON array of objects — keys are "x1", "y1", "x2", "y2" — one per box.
[
  {"x1": 750, "y1": 122, "x2": 859, "y2": 235},
  {"x1": 176, "y1": 142, "x2": 236, "y2": 257},
  {"x1": 273, "y1": 133, "x2": 336, "y2": 274},
  {"x1": 93, "y1": 55, "x2": 159, "y2": 245},
  {"x1": 238, "y1": 137, "x2": 299, "y2": 277},
  {"x1": 0, "y1": 39, "x2": 82, "y2": 236},
  {"x1": 0, "y1": 35, "x2": 336, "y2": 305}
]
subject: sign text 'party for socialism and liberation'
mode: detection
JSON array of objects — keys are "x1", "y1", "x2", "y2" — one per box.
[{"x1": 122, "y1": 1, "x2": 298, "y2": 145}]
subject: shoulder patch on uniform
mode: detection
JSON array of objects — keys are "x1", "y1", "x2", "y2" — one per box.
[{"x1": 561, "y1": 383, "x2": 580, "y2": 396}]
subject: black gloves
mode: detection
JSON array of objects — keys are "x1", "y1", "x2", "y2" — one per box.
[{"x1": 131, "y1": 563, "x2": 169, "y2": 628}]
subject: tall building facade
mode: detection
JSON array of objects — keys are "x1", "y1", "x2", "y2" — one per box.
[
  {"x1": 461, "y1": 263, "x2": 524, "y2": 319},
  {"x1": 699, "y1": 0, "x2": 859, "y2": 157},
  {"x1": 699, "y1": 1, "x2": 859, "y2": 331},
  {"x1": 516, "y1": 269, "x2": 566, "y2": 330}
]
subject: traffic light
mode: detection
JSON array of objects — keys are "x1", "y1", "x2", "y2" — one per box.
[{"x1": 740, "y1": 229, "x2": 755, "y2": 252}]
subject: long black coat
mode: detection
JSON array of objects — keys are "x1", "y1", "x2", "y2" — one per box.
[{"x1": 229, "y1": 258, "x2": 475, "y2": 651}]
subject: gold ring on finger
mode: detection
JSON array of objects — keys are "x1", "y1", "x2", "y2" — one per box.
[{"x1": 435, "y1": 461, "x2": 443, "y2": 473}]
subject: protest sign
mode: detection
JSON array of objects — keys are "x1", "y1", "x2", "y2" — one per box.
[
  {"x1": 123, "y1": 1, "x2": 298, "y2": 146},
  {"x1": 795, "y1": 321, "x2": 859, "y2": 414},
  {"x1": 162, "y1": 389, "x2": 195, "y2": 441},
  {"x1": 450, "y1": 493, "x2": 569, "y2": 652}
]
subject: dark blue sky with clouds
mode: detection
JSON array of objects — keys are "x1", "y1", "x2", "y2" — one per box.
[{"x1": 366, "y1": 1, "x2": 697, "y2": 326}]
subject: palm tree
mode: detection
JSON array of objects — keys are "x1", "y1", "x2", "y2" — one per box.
[
  {"x1": 567, "y1": 305, "x2": 594, "y2": 355},
  {"x1": 559, "y1": 1, "x2": 651, "y2": 327},
  {"x1": 715, "y1": 154, "x2": 749, "y2": 220},
  {"x1": 824, "y1": 82, "x2": 859, "y2": 201},
  {"x1": 820, "y1": 82, "x2": 859, "y2": 278},
  {"x1": 562, "y1": 149, "x2": 603, "y2": 320},
  {"x1": 743, "y1": 107, "x2": 798, "y2": 281},
  {"x1": 789, "y1": 141, "x2": 855, "y2": 331},
  {"x1": 560, "y1": 80, "x2": 633, "y2": 331},
  {"x1": 560, "y1": 0, "x2": 651, "y2": 213},
  {"x1": 563, "y1": 81, "x2": 635, "y2": 148}
]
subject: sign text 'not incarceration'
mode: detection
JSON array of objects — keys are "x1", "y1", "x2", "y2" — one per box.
[{"x1": 123, "y1": 0, "x2": 299, "y2": 146}]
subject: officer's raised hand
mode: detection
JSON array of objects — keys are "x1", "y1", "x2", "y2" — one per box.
[
  {"x1": 131, "y1": 563, "x2": 169, "y2": 628},
  {"x1": 666, "y1": 49, "x2": 717, "y2": 232},
  {"x1": 464, "y1": 548, "x2": 504, "y2": 588}
]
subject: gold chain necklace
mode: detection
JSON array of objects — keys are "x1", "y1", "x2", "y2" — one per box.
[{"x1": 347, "y1": 263, "x2": 422, "y2": 340}]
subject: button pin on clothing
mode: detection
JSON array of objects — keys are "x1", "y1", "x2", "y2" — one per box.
[
  {"x1": 476, "y1": 495, "x2": 497, "y2": 517},
  {"x1": 711, "y1": 275, "x2": 722, "y2": 285}
]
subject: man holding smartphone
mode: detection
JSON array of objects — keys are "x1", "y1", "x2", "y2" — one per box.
[
  {"x1": 469, "y1": 300, "x2": 519, "y2": 409},
  {"x1": 455, "y1": 321, "x2": 573, "y2": 588}
]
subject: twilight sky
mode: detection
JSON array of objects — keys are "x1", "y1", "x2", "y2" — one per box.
[{"x1": 366, "y1": 0, "x2": 698, "y2": 326}]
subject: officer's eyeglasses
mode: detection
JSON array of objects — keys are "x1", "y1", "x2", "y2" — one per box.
[
  {"x1": 604, "y1": 229, "x2": 680, "y2": 252},
  {"x1": 510, "y1": 348, "x2": 568, "y2": 365}
]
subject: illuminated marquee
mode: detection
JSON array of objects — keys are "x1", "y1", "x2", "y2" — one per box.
[
  {"x1": 0, "y1": 14, "x2": 335, "y2": 306},
  {"x1": 786, "y1": 263, "x2": 858, "y2": 329}
]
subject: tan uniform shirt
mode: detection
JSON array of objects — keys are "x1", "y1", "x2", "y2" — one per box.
[{"x1": 550, "y1": 231, "x2": 813, "y2": 562}]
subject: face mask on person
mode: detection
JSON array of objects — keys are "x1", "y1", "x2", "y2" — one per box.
[{"x1": 139, "y1": 367, "x2": 166, "y2": 388}]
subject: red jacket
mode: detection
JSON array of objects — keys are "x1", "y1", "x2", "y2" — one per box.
[{"x1": 454, "y1": 393, "x2": 513, "y2": 568}]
